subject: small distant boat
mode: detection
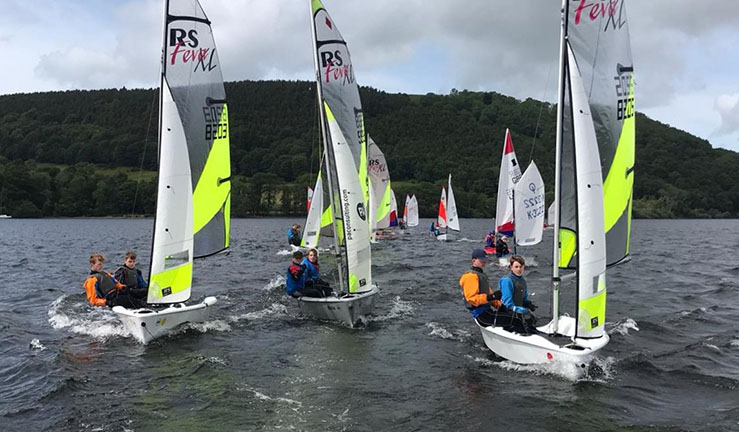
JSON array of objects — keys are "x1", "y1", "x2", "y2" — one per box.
[
  {"x1": 403, "y1": 194, "x2": 419, "y2": 228},
  {"x1": 0, "y1": 214, "x2": 11, "y2": 219},
  {"x1": 113, "y1": 0, "x2": 231, "y2": 343},
  {"x1": 436, "y1": 174, "x2": 459, "y2": 241}
]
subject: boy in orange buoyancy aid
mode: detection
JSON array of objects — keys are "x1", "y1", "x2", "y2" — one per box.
[{"x1": 83, "y1": 253, "x2": 125, "y2": 307}]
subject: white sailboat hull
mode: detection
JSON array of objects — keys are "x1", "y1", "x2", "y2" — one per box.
[
  {"x1": 112, "y1": 297, "x2": 217, "y2": 344},
  {"x1": 477, "y1": 315, "x2": 608, "y2": 366},
  {"x1": 298, "y1": 286, "x2": 378, "y2": 327}
]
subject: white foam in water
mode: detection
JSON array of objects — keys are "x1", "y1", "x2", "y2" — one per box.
[
  {"x1": 233, "y1": 303, "x2": 288, "y2": 322},
  {"x1": 466, "y1": 352, "x2": 616, "y2": 382},
  {"x1": 29, "y1": 338, "x2": 46, "y2": 351},
  {"x1": 369, "y1": 296, "x2": 415, "y2": 322},
  {"x1": 608, "y1": 317, "x2": 640, "y2": 336},
  {"x1": 426, "y1": 322, "x2": 470, "y2": 341},
  {"x1": 48, "y1": 295, "x2": 131, "y2": 340},
  {"x1": 456, "y1": 237, "x2": 477, "y2": 242},
  {"x1": 263, "y1": 275, "x2": 286, "y2": 291},
  {"x1": 730, "y1": 339, "x2": 739, "y2": 348},
  {"x1": 188, "y1": 319, "x2": 232, "y2": 334},
  {"x1": 241, "y1": 386, "x2": 302, "y2": 408},
  {"x1": 276, "y1": 249, "x2": 292, "y2": 256}
]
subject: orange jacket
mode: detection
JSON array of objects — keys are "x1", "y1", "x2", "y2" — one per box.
[
  {"x1": 83, "y1": 271, "x2": 125, "y2": 307},
  {"x1": 459, "y1": 271, "x2": 502, "y2": 309}
]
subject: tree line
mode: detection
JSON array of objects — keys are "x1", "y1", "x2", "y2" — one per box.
[{"x1": 0, "y1": 80, "x2": 737, "y2": 218}]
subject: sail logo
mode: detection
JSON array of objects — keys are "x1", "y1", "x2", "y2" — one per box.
[
  {"x1": 356, "y1": 202, "x2": 366, "y2": 221},
  {"x1": 321, "y1": 49, "x2": 355, "y2": 85},
  {"x1": 169, "y1": 28, "x2": 217, "y2": 71},
  {"x1": 368, "y1": 159, "x2": 386, "y2": 173},
  {"x1": 572, "y1": 0, "x2": 627, "y2": 31},
  {"x1": 342, "y1": 189, "x2": 353, "y2": 240}
]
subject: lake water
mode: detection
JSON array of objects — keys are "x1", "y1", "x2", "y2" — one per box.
[{"x1": 0, "y1": 218, "x2": 737, "y2": 431}]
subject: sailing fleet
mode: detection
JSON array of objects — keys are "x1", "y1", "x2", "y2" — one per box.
[{"x1": 78, "y1": 0, "x2": 634, "y2": 368}]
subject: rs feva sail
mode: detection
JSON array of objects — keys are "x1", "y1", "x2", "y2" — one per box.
[
  {"x1": 495, "y1": 129, "x2": 522, "y2": 237},
  {"x1": 559, "y1": 0, "x2": 635, "y2": 269},
  {"x1": 368, "y1": 136, "x2": 392, "y2": 231},
  {"x1": 312, "y1": 0, "x2": 372, "y2": 294},
  {"x1": 148, "y1": 0, "x2": 230, "y2": 304}
]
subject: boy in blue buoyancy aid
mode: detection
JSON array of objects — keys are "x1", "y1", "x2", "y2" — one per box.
[
  {"x1": 287, "y1": 224, "x2": 302, "y2": 247},
  {"x1": 285, "y1": 251, "x2": 324, "y2": 298},
  {"x1": 301, "y1": 248, "x2": 333, "y2": 297},
  {"x1": 484, "y1": 230, "x2": 496, "y2": 249},
  {"x1": 496, "y1": 255, "x2": 538, "y2": 334},
  {"x1": 113, "y1": 250, "x2": 148, "y2": 308}
]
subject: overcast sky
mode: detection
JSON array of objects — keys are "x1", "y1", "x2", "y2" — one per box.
[{"x1": 1, "y1": 0, "x2": 738, "y2": 152}]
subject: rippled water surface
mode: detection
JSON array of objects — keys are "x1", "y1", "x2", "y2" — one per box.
[{"x1": 1, "y1": 218, "x2": 738, "y2": 431}]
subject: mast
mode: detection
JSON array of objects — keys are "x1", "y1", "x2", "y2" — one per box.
[
  {"x1": 147, "y1": 0, "x2": 170, "y2": 286},
  {"x1": 309, "y1": 0, "x2": 348, "y2": 292},
  {"x1": 551, "y1": 0, "x2": 568, "y2": 334}
]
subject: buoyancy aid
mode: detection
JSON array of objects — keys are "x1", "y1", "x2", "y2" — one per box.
[
  {"x1": 117, "y1": 266, "x2": 139, "y2": 289},
  {"x1": 301, "y1": 258, "x2": 320, "y2": 281},
  {"x1": 501, "y1": 274, "x2": 527, "y2": 308},
  {"x1": 285, "y1": 263, "x2": 306, "y2": 296},
  {"x1": 92, "y1": 271, "x2": 117, "y2": 299},
  {"x1": 461, "y1": 267, "x2": 493, "y2": 317}
]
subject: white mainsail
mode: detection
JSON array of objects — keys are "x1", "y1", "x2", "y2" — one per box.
[
  {"x1": 302, "y1": 169, "x2": 324, "y2": 248},
  {"x1": 494, "y1": 129, "x2": 522, "y2": 237},
  {"x1": 446, "y1": 174, "x2": 460, "y2": 232},
  {"x1": 513, "y1": 161, "x2": 545, "y2": 247},
  {"x1": 407, "y1": 194, "x2": 419, "y2": 227},
  {"x1": 148, "y1": 0, "x2": 230, "y2": 304}
]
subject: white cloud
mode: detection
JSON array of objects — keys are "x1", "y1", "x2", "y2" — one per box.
[
  {"x1": 1, "y1": 0, "x2": 739, "y2": 151},
  {"x1": 714, "y1": 93, "x2": 739, "y2": 137}
]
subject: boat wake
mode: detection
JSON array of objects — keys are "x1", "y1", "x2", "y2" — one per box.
[
  {"x1": 263, "y1": 275, "x2": 286, "y2": 292},
  {"x1": 608, "y1": 317, "x2": 640, "y2": 336},
  {"x1": 426, "y1": 322, "x2": 472, "y2": 342},
  {"x1": 466, "y1": 353, "x2": 616, "y2": 382},
  {"x1": 232, "y1": 303, "x2": 289, "y2": 322},
  {"x1": 368, "y1": 296, "x2": 415, "y2": 322},
  {"x1": 47, "y1": 295, "x2": 131, "y2": 341}
]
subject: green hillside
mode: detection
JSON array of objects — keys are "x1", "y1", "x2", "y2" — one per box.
[{"x1": 0, "y1": 80, "x2": 737, "y2": 218}]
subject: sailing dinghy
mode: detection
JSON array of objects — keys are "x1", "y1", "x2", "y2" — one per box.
[
  {"x1": 436, "y1": 174, "x2": 459, "y2": 241},
  {"x1": 368, "y1": 136, "x2": 397, "y2": 240},
  {"x1": 477, "y1": 0, "x2": 635, "y2": 365},
  {"x1": 297, "y1": 0, "x2": 377, "y2": 326},
  {"x1": 403, "y1": 194, "x2": 419, "y2": 228},
  {"x1": 491, "y1": 129, "x2": 523, "y2": 264},
  {"x1": 113, "y1": 0, "x2": 230, "y2": 344}
]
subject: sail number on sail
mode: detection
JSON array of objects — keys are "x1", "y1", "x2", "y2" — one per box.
[{"x1": 204, "y1": 106, "x2": 227, "y2": 140}]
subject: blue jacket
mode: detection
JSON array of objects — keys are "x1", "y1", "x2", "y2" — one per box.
[
  {"x1": 285, "y1": 263, "x2": 306, "y2": 296},
  {"x1": 301, "y1": 258, "x2": 319, "y2": 282},
  {"x1": 287, "y1": 228, "x2": 301, "y2": 246},
  {"x1": 499, "y1": 273, "x2": 529, "y2": 314}
]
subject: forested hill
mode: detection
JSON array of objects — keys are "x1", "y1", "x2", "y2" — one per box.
[{"x1": 0, "y1": 80, "x2": 737, "y2": 218}]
